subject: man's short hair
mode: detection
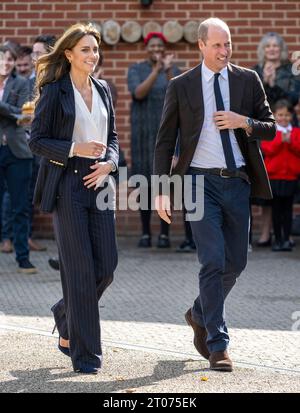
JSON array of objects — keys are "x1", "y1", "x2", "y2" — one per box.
[
  {"x1": 33, "y1": 34, "x2": 57, "y2": 52},
  {"x1": 16, "y1": 46, "x2": 32, "y2": 59},
  {"x1": 198, "y1": 18, "x2": 230, "y2": 43}
]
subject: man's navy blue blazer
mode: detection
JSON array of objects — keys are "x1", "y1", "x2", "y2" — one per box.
[{"x1": 29, "y1": 73, "x2": 119, "y2": 213}]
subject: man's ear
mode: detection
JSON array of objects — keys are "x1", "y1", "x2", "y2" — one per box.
[{"x1": 198, "y1": 39, "x2": 205, "y2": 53}]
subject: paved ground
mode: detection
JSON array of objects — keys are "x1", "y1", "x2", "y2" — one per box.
[{"x1": 0, "y1": 236, "x2": 300, "y2": 393}]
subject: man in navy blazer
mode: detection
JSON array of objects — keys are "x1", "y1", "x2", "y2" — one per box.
[{"x1": 154, "y1": 18, "x2": 276, "y2": 372}]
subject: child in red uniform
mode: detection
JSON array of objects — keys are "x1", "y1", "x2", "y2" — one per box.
[{"x1": 261, "y1": 99, "x2": 300, "y2": 251}]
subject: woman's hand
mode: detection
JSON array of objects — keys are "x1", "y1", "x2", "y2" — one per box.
[
  {"x1": 263, "y1": 62, "x2": 276, "y2": 87},
  {"x1": 282, "y1": 131, "x2": 291, "y2": 143},
  {"x1": 83, "y1": 161, "x2": 112, "y2": 190},
  {"x1": 16, "y1": 114, "x2": 33, "y2": 127},
  {"x1": 152, "y1": 54, "x2": 164, "y2": 73},
  {"x1": 73, "y1": 141, "x2": 106, "y2": 157},
  {"x1": 162, "y1": 53, "x2": 174, "y2": 71}
]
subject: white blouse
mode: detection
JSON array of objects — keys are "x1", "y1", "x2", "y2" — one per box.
[{"x1": 69, "y1": 78, "x2": 108, "y2": 159}]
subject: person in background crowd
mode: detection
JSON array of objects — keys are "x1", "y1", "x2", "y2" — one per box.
[
  {"x1": 15, "y1": 46, "x2": 35, "y2": 79},
  {"x1": 261, "y1": 99, "x2": 300, "y2": 251},
  {"x1": 30, "y1": 35, "x2": 57, "y2": 96},
  {"x1": 127, "y1": 32, "x2": 181, "y2": 248},
  {"x1": 0, "y1": 41, "x2": 20, "y2": 249},
  {"x1": 3, "y1": 40, "x2": 20, "y2": 54},
  {"x1": 252, "y1": 32, "x2": 300, "y2": 247},
  {"x1": 1, "y1": 36, "x2": 57, "y2": 254},
  {"x1": 0, "y1": 45, "x2": 36, "y2": 273}
]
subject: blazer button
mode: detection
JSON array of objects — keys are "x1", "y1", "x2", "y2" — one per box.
[{"x1": 74, "y1": 169, "x2": 78, "y2": 174}]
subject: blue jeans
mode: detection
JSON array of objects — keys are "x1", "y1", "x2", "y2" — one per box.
[
  {"x1": 0, "y1": 146, "x2": 32, "y2": 263},
  {"x1": 188, "y1": 171, "x2": 250, "y2": 353},
  {"x1": 2, "y1": 190, "x2": 13, "y2": 240},
  {"x1": 2, "y1": 155, "x2": 40, "y2": 240}
]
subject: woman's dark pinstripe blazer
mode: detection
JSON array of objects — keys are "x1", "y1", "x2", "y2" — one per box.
[{"x1": 29, "y1": 73, "x2": 119, "y2": 213}]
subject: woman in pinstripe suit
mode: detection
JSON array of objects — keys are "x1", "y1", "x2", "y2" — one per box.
[{"x1": 29, "y1": 23, "x2": 119, "y2": 374}]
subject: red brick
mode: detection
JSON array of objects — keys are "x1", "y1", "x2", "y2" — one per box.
[
  {"x1": 103, "y1": 3, "x2": 128, "y2": 10},
  {"x1": 30, "y1": 4, "x2": 53, "y2": 11},
  {"x1": 84, "y1": 12, "x2": 117, "y2": 19},
  {"x1": 17, "y1": 13, "x2": 40, "y2": 19},
  {"x1": 287, "y1": 12, "x2": 300, "y2": 18},
  {"x1": 16, "y1": 28, "x2": 36, "y2": 35},
  {"x1": 40, "y1": 12, "x2": 64, "y2": 19},
  {"x1": 225, "y1": 2, "x2": 249, "y2": 10},
  {"x1": 286, "y1": 28, "x2": 300, "y2": 34},
  {"x1": 0, "y1": 13, "x2": 15, "y2": 19},
  {"x1": 5, "y1": 20, "x2": 28, "y2": 28},
  {"x1": 261, "y1": 12, "x2": 285, "y2": 18},
  {"x1": 200, "y1": 3, "x2": 225, "y2": 10},
  {"x1": 63, "y1": 12, "x2": 90, "y2": 19},
  {"x1": 238, "y1": 12, "x2": 261, "y2": 18},
  {"x1": 5, "y1": 4, "x2": 29, "y2": 11},
  {"x1": 163, "y1": 12, "x2": 187, "y2": 19},
  {"x1": 249, "y1": 2, "x2": 273, "y2": 10},
  {"x1": 54, "y1": 4, "x2": 80, "y2": 11},
  {"x1": 177, "y1": 4, "x2": 201, "y2": 10},
  {"x1": 0, "y1": 28, "x2": 15, "y2": 35},
  {"x1": 31, "y1": 20, "x2": 54, "y2": 27},
  {"x1": 274, "y1": 20, "x2": 296, "y2": 26}
]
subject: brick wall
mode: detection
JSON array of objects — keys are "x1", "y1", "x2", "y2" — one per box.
[{"x1": 1, "y1": 0, "x2": 300, "y2": 237}]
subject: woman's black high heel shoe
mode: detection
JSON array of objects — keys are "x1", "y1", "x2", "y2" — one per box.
[
  {"x1": 52, "y1": 324, "x2": 70, "y2": 357},
  {"x1": 74, "y1": 365, "x2": 99, "y2": 374}
]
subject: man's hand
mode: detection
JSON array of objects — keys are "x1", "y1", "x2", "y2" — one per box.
[
  {"x1": 155, "y1": 195, "x2": 172, "y2": 224},
  {"x1": 83, "y1": 161, "x2": 112, "y2": 190},
  {"x1": 214, "y1": 111, "x2": 248, "y2": 130}
]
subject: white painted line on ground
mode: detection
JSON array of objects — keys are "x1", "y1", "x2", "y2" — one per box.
[{"x1": 1, "y1": 323, "x2": 299, "y2": 375}]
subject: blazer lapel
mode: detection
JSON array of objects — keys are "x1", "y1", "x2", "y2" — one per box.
[
  {"x1": 90, "y1": 77, "x2": 111, "y2": 131},
  {"x1": 2, "y1": 75, "x2": 14, "y2": 102},
  {"x1": 228, "y1": 63, "x2": 245, "y2": 114},
  {"x1": 183, "y1": 63, "x2": 205, "y2": 149},
  {"x1": 90, "y1": 78, "x2": 109, "y2": 110},
  {"x1": 184, "y1": 64, "x2": 204, "y2": 114},
  {"x1": 228, "y1": 63, "x2": 246, "y2": 152},
  {"x1": 59, "y1": 73, "x2": 75, "y2": 140}
]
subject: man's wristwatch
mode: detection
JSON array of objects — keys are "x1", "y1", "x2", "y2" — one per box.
[
  {"x1": 245, "y1": 117, "x2": 254, "y2": 129},
  {"x1": 107, "y1": 159, "x2": 117, "y2": 172}
]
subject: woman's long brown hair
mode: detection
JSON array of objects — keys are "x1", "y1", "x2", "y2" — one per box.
[{"x1": 34, "y1": 23, "x2": 101, "y2": 102}]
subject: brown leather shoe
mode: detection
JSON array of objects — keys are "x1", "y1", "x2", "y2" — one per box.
[
  {"x1": 209, "y1": 350, "x2": 233, "y2": 372},
  {"x1": 1, "y1": 239, "x2": 13, "y2": 253},
  {"x1": 185, "y1": 308, "x2": 210, "y2": 360},
  {"x1": 28, "y1": 238, "x2": 47, "y2": 252}
]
